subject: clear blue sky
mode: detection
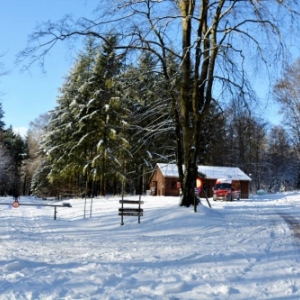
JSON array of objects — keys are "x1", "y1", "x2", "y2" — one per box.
[{"x1": 0, "y1": 0, "x2": 98, "y2": 136}]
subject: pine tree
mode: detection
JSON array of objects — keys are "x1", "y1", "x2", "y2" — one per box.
[
  {"x1": 122, "y1": 52, "x2": 180, "y2": 193},
  {"x1": 40, "y1": 37, "x2": 128, "y2": 196},
  {"x1": 0, "y1": 102, "x2": 6, "y2": 130},
  {"x1": 80, "y1": 36, "x2": 128, "y2": 195},
  {"x1": 3, "y1": 127, "x2": 26, "y2": 196}
]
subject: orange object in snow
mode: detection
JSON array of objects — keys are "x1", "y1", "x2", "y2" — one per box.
[{"x1": 196, "y1": 178, "x2": 202, "y2": 188}]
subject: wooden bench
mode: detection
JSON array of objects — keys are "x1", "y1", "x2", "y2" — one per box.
[{"x1": 119, "y1": 195, "x2": 144, "y2": 225}]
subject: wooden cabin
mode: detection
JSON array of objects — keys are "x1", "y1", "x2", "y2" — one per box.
[{"x1": 149, "y1": 163, "x2": 251, "y2": 199}]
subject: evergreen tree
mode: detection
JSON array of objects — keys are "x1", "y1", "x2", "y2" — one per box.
[
  {"x1": 3, "y1": 127, "x2": 27, "y2": 195},
  {"x1": 0, "y1": 102, "x2": 6, "y2": 130},
  {"x1": 40, "y1": 38, "x2": 98, "y2": 197},
  {"x1": 41, "y1": 37, "x2": 128, "y2": 196},
  {"x1": 121, "y1": 52, "x2": 179, "y2": 193}
]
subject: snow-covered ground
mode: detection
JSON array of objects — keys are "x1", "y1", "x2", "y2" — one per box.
[{"x1": 0, "y1": 192, "x2": 300, "y2": 299}]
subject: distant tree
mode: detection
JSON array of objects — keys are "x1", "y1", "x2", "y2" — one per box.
[
  {"x1": 274, "y1": 58, "x2": 300, "y2": 157},
  {"x1": 223, "y1": 100, "x2": 268, "y2": 191},
  {"x1": 0, "y1": 69, "x2": 11, "y2": 194},
  {"x1": 0, "y1": 103, "x2": 6, "y2": 130},
  {"x1": 0, "y1": 57, "x2": 7, "y2": 135},
  {"x1": 0, "y1": 144, "x2": 14, "y2": 195},
  {"x1": 2, "y1": 127, "x2": 27, "y2": 195},
  {"x1": 25, "y1": 113, "x2": 50, "y2": 196},
  {"x1": 265, "y1": 126, "x2": 297, "y2": 192},
  {"x1": 296, "y1": 164, "x2": 300, "y2": 190}
]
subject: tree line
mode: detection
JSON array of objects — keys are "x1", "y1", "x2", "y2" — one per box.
[
  {"x1": 0, "y1": 106, "x2": 27, "y2": 197},
  {"x1": 0, "y1": 39, "x2": 299, "y2": 199},
  {"x1": 14, "y1": 40, "x2": 300, "y2": 199}
]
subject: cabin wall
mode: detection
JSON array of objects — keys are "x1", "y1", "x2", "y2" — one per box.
[
  {"x1": 149, "y1": 169, "x2": 179, "y2": 196},
  {"x1": 149, "y1": 169, "x2": 250, "y2": 198}
]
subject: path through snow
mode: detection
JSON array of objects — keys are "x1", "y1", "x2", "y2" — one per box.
[{"x1": 0, "y1": 193, "x2": 299, "y2": 299}]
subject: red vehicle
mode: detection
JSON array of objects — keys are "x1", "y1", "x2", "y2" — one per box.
[{"x1": 213, "y1": 179, "x2": 241, "y2": 201}]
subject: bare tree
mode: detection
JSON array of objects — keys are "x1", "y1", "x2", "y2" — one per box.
[
  {"x1": 0, "y1": 57, "x2": 7, "y2": 77},
  {"x1": 265, "y1": 126, "x2": 296, "y2": 192},
  {"x1": 20, "y1": 0, "x2": 300, "y2": 206},
  {"x1": 274, "y1": 58, "x2": 300, "y2": 156},
  {"x1": 25, "y1": 113, "x2": 50, "y2": 195}
]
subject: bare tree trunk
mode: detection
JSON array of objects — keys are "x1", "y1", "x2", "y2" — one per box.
[{"x1": 179, "y1": 0, "x2": 223, "y2": 207}]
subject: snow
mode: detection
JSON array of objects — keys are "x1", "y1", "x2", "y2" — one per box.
[
  {"x1": 157, "y1": 163, "x2": 251, "y2": 181},
  {"x1": 1, "y1": 192, "x2": 300, "y2": 299}
]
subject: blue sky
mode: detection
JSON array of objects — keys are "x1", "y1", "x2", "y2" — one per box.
[{"x1": 0, "y1": 0, "x2": 98, "y2": 136}]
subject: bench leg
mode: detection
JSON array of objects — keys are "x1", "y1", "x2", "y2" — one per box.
[{"x1": 54, "y1": 206, "x2": 57, "y2": 220}]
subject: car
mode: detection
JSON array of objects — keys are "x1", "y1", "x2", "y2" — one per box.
[{"x1": 213, "y1": 178, "x2": 241, "y2": 201}]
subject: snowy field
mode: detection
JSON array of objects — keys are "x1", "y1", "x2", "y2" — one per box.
[{"x1": 1, "y1": 192, "x2": 300, "y2": 299}]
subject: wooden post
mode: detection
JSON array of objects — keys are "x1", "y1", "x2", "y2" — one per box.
[
  {"x1": 121, "y1": 194, "x2": 124, "y2": 226},
  {"x1": 138, "y1": 195, "x2": 141, "y2": 224},
  {"x1": 202, "y1": 188, "x2": 212, "y2": 208},
  {"x1": 84, "y1": 178, "x2": 88, "y2": 218},
  {"x1": 194, "y1": 194, "x2": 197, "y2": 213},
  {"x1": 54, "y1": 206, "x2": 57, "y2": 220}
]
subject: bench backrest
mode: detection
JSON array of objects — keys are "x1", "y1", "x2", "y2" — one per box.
[{"x1": 119, "y1": 195, "x2": 143, "y2": 225}]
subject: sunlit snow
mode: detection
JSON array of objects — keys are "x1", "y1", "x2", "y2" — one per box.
[{"x1": 0, "y1": 192, "x2": 300, "y2": 299}]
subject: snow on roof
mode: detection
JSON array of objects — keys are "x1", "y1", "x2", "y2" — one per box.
[
  {"x1": 157, "y1": 163, "x2": 179, "y2": 178},
  {"x1": 157, "y1": 163, "x2": 251, "y2": 181},
  {"x1": 198, "y1": 165, "x2": 252, "y2": 181}
]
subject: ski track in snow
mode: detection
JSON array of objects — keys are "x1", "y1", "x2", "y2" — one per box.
[{"x1": 0, "y1": 194, "x2": 299, "y2": 299}]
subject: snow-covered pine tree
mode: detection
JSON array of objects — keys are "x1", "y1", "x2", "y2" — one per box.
[
  {"x1": 41, "y1": 37, "x2": 129, "y2": 196},
  {"x1": 81, "y1": 36, "x2": 129, "y2": 196}
]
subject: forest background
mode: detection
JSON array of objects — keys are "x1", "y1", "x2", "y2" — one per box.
[{"x1": 0, "y1": 0, "x2": 300, "y2": 202}]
